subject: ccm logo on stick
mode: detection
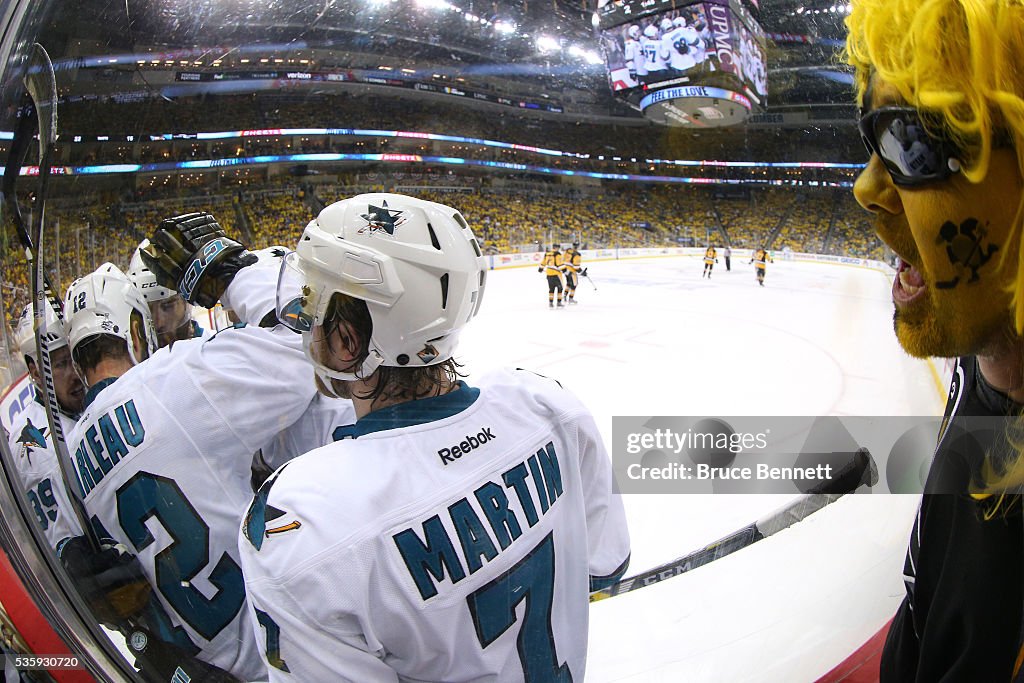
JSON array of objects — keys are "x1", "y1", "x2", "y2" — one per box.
[{"x1": 438, "y1": 427, "x2": 496, "y2": 465}]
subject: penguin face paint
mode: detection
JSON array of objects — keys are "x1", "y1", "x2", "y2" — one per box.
[{"x1": 854, "y1": 77, "x2": 1023, "y2": 359}]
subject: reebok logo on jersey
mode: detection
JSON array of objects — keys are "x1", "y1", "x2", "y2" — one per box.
[{"x1": 438, "y1": 427, "x2": 496, "y2": 465}]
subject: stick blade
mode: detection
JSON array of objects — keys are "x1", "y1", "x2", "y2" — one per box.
[{"x1": 24, "y1": 43, "x2": 57, "y2": 149}]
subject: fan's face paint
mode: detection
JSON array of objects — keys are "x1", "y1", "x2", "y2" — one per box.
[{"x1": 853, "y1": 76, "x2": 1024, "y2": 359}]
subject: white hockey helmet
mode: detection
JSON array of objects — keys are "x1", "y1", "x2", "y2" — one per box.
[
  {"x1": 276, "y1": 193, "x2": 488, "y2": 382},
  {"x1": 14, "y1": 301, "x2": 68, "y2": 362},
  {"x1": 65, "y1": 263, "x2": 158, "y2": 366},
  {"x1": 627, "y1": 24, "x2": 641, "y2": 39},
  {"x1": 673, "y1": 15, "x2": 688, "y2": 27},
  {"x1": 660, "y1": 17, "x2": 674, "y2": 32},
  {"x1": 128, "y1": 239, "x2": 177, "y2": 303},
  {"x1": 643, "y1": 24, "x2": 659, "y2": 39}
]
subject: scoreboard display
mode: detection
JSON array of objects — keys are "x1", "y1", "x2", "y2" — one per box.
[{"x1": 598, "y1": 0, "x2": 766, "y2": 127}]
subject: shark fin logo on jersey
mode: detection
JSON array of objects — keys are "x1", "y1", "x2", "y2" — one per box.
[
  {"x1": 246, "y1": 462, "x2": 292, "y2": 552},
  {"x1": 17, "y1": 419, "x2": 47, "y2": 464},
  {"x1": 244, "y1": 463, "x2": 297, "y2": 551},
  {"x1": 358, "y1": 200, "x2": 406, "y2": 236}
]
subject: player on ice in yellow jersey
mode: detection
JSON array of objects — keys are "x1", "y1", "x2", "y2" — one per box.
[
  {"x1": 750, "y1": 247, "x2": 772, "y2": 286},
  {"x1": 563, "y1": 242, "x2": 584, "y2": 304},
  {"x1": 539, "y1": 244, "x2": 565, "y2": 308},
  {"x1": 702, "y1": 244, "x2": 718, "y2": 278}
]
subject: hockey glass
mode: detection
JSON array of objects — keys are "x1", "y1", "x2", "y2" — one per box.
[{"x1": 858, "y1": 106, "x2": 960, "y2": 187}]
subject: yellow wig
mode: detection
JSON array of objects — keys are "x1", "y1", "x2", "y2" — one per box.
[{"x1": 846, "y1": 0, "x2": 1024, "y2": 330}]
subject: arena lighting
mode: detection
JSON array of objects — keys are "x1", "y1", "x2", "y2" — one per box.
[
  {"x1": 0, "y1": 155, "x2": 855, "y2": 188},
  {"x1": 568, "y1": 45, "x2": 603, "y2": 65},
  {"x1": 536, "y1": 36, "x2": 560, "y2": 53},
  {"x1": 416, "y1": 0, "x2": 454, "y2": 11},
  {"x1": 494, "y1": 21, "x2": 517, "y2": 34},
  {"x1": 5, "y1": 126, "x2": 865, "y2": 170}
]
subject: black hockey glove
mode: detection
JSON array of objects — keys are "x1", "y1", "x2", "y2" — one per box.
[
  {"x1": 141, "y1": 212, "x2": 257, "y2": 309},
  {"x1": 579, "y1": 267, "x2": 588, "y2": 277},
  {"x1": 57, "y1": 535, "x2": 152, "y2": 625},
  {"x1": 130, "y1": 626, "x2": 242, "y2": 683},
  {"x1": 538, "y1": 267, "x2": 544, "y2": 273}
]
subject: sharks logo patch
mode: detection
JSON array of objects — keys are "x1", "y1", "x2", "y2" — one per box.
[
  {"x1": 16, "y1": 419, "x2": 47, "y2": 464},
  {"x1": 244, "y1": 464, "x2": 301, "y2": 551}
]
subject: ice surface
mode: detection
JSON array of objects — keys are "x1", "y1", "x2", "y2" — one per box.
[{"x1": 458, "y1": 255, "x2": 936, "y2": 682}]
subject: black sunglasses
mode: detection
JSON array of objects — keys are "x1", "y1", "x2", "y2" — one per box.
[{"x1": 858, "y1": 106, "x2": 962, "y2": 187}]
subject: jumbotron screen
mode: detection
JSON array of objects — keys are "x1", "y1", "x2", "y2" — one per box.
[{"x1": 598, "y1": 0, "x2": 766, "y2": 127}]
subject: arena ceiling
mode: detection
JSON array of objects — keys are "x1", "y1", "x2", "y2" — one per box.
[{"x1": 3, "y1": 0, "x2": 857, "y2": 121}]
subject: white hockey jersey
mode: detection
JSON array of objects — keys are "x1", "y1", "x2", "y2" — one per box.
[
  {"x1": 662, "y1": 27, "x2": 699, "y2": 72},
  {"x1": 257, "y1": 394, "x2": 357, "y2": 471},
  {"x1": 624, "y1": 37, "x2": 643, "y2": 77},
  {"x1": 66, "y1": 325, "x2": 315, "y2": 681},
  {"x1": 5, "y1": 391, "x2": 83, "y2": 548},
  {"x1": 1, "y1": 372, "x2": 35, "y2": 434},
  {"x1": 239, "y1": 367, "x2": 631, "y2": 682},
  {"x1": 228, "y1": 247, "x2": 358, "y2": 473},
  {"x1": 640, "y1": 35, "x2": 667, "y2": 76},
  {"x1": 63, "y1": 259, "x2": 317, "y2": 681}
]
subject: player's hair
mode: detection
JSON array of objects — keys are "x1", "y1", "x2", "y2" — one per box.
[
  {"x1": 326, "y1": 292, "x2": 464, "y2": 404},
  {"x1": 71, "y1": 310, "x2": 149, "y2": 371},
  {"x1": 844, "y1": 0, "x2": 1024, "y2": 329}
]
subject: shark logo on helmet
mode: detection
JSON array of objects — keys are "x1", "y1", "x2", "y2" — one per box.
[{"x1": 358, "y1": 200, "x2": 406, "y2": 236}]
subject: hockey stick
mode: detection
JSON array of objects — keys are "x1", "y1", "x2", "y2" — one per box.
[
  {"x1": 590, "y1": 448, "x2": 877, "y2": 601},
  {"x1": 560, "y1": 267, "x2": 596, "y2": 292},
  {"x1": 14, "y1": 43, "x2": 98, "y2": 550},
  {"x1": 1, "y1": 82, "x2": 64, "y2": 324},
  {"x1": 9, "y1": 45, "x2": 242, "y2": 683}
]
